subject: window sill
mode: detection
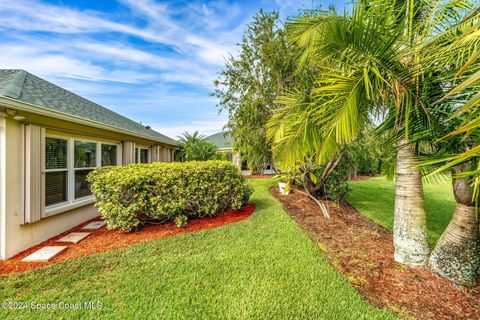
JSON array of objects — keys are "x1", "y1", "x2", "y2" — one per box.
[{"x1": 44, "y1": 197, "x2": 95, "y2": 217}]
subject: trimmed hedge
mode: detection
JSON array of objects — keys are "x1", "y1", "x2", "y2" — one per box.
[{"x1": 87, "y1": 160, "x2": 253, "y2": 231}]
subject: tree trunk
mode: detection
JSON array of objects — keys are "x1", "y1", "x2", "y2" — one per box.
[
  {"x1": 393, "y1": 139, "x2": 430, "y2": 266},
  {"x1": 429, "y1": 165, "x2": 480, "y2": 286}
]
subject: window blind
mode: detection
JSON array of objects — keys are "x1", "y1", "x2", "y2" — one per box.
[{"x1": 45, "y1": 137, "x2": 68, "y2": 207}]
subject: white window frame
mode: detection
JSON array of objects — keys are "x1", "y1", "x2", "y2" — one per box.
[{"x1": 44, "y1": 134, "x2": 122, "y2": 217}]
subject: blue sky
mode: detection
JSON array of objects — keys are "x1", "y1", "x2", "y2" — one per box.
[{"x1": 0, "y1": 0, "x2": 347, "y2": 138}]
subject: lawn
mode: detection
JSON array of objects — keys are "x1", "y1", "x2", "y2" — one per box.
[
  {"x1": 0, "y1": 179, "x2": 396, "y2": 320},
  {"x1": 348, "y1": 176, "x2": 455, "y2": 245}
]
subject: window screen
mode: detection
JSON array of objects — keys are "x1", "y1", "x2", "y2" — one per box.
[
  {"x1": 45, "y1": 171, "x2": 68, "y2": 206},
  {"x1": 75, "y1": 169, "x2": 93, "y2": 198},
  {"x1": 45, "y1": 137, "x2": 68, "y2": 207},
  {"x1": 74, "y1": 141, "x2": 96, "y2": 168},
  {"x1": 45, "y1": 137, "x2": 67, "y2": 169},
  {"x1": 101, "y1": 144, "x2": 117, "y2": 166}
]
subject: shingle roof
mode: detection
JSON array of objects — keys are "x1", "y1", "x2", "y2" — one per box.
[
  {"x1": 205, "y1": 131, "x2": 233, "y2": 149},
  {"x1": 0, "y1": 69, "x2": 177, "y2": 145}
]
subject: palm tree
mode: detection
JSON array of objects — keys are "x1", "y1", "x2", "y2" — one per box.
[
  {"x1": 413, "y1": 110, "x2": 479, "y2": 285},
  {"x1": 272, "y1": 0, "x2": 477, "y2": 266},
  {"x1": 420, "y1": 4, "x2": 480, "y2": 195},
  {"x1": 417, "y1": 12, "x2": 480, "y2": 285},
  {"x1": 429, "y1": 163, "x2": 480, "y2": 286},
  {"x1": 176, "y1": 132, "x2": 218, "y2": 162}
]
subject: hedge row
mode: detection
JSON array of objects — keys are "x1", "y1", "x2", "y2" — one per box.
[{"x1": 87, "y1": 160, "x2": 253, "y2": 231}]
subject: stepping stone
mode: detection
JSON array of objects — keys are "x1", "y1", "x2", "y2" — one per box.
[
  {"x1": 57, "y1": 232, "x2": 90, "y2": 244},
  {"x1": 22, "y1": 246, "x2": 67, "y2": 262},
  {"x1": 82, "y1": 221, "x2": 106, "y2": 230}
]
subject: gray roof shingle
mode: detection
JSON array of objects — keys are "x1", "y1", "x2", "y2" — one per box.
[
  {"x1": 205, "y1": 131, "x2": 233, "y2": 149},
  {"x1": 0, "y1": 69, "x2": 177, "y2": 145}
]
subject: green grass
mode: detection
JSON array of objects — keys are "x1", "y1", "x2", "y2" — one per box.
[
  {"x1": 347, "y1": 176, "x2": 455, "y2": 245},
  {"x1": 0, "y1": 179, "x2": 395, "y2": 320}
]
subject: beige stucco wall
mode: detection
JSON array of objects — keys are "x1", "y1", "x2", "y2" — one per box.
[
  {"x1": 0, "y1": 117, "x2": 6, "y2": 259},
  {"x1": 0, "y1": 112, "x2": 176, "y2": 260},
  {"x1": 2, "y1": 118, "x2": 100, "y2": 259}
]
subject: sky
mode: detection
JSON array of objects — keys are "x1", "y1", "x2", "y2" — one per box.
[{"x1": 0, "y1": 0, "x2": 347, "y2": 139}]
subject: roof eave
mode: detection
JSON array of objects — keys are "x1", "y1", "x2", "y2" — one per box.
[{"x1": 0, "y1": 96, "x2": 179, "y2": 146}]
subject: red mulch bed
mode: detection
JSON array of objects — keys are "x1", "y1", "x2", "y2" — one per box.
[
  {"x1": 0, "y1": 204, "x2": 255, "y2": 275},
  {"x1": 270, "y1": 187, "x2": 480, "y2": 320}
]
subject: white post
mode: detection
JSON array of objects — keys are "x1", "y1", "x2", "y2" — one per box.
[{"x1": 122, "y1": 141, "x2": 135, "y2": 165}]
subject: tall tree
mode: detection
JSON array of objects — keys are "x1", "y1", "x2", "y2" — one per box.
[
  {"x1": 429, "y1": 163, "x2": 480, "y2": 286},
  {"x1": 415, "y1": 104, "x2": 480, "y2": 285},
  {"x1": 212, "y1": 10, "x2": 297, "y2": 173},
  {"x1": 418, "y1": 12, "x2": 480, "y2": 284},
  {"x1": 277, "y1": 0, "x2": 477, "y2": 267},
  {"x1": 420, "y1": 4, "x2": 480, "y2": 197}
]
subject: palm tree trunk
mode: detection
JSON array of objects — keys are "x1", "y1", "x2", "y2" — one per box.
[
  {"x1": 429, "y1": 166, "x2": 480, "y2": 286},
  {"x1": 393, "y1": 139, "x2": 430, "y2": 265}
]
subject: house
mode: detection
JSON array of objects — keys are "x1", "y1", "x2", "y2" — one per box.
[
  {"x1": 205, "y1": 131, "x2": 234, "y2": 152},
  {"x1": 205, "y1": 131, "x2": 275, "y2": 174},
  {"x1": 0, "y1": 69, "x2": 178, "y2": 260},
  {"x1": 205, "y1": 131, "x2": 241, "y2": 167}
]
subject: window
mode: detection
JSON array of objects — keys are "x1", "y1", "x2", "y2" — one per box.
[
  {"x1": 101, "y1": 144, "x2": 117, "y2": 166},
  {"x1": 45, "y1": 137, "x2": 68, "y2": 206},
  {"x1": 74, "y1": 141, "x2": 97, "y2": 199},
  {"x1": 44, "y1": 135, "x2": 121, "y2": 214},
  {"x1": 74, "y1": 141, "x2": 96, "y2": 167},
  {"x1": 139, "y1": 149, "x2": 149, "y2": 163},
  {"x1": 135, "y1": 147, "x2": 149, "y2": 164}
]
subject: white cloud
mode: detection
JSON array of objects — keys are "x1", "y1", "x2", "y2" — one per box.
[
  {"x1": 118, "y1": 0, "x2": 239, "y2": 65},
  {"x1": 119, "y1": 0, "x2": 171, "y2": 26},
  {"x1": 0, "y1": 0, "x2": 173, "y2": 44},
  {"x1": 0, "y1": 0, "x2": 243, "y2": 86},
  {"x1": 153, "y1": 118, "x2": 228, "y2": 138},
  {"x1": 0, "y1": 0, "x2": 254, "y2": 137},
  {"x1": 76, "y1": 41, "x2": 219, "y2": 85},
  {"x1": 0, "y1": 42, "x2": 155, "y2": 84}
]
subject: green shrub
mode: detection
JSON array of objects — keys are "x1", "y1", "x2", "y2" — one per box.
[
  {"x1": 309, "y1": 163, "x2": 350, "y2": 203},
  {"x1": 174, "y1": 215, "x2": 188, "y2": 228},
  {"x1": 215, "y1": 151, "x2": 233, "y2": 161},
  {"x1": 87, "y1": 161, "x2": 253, "y2": 231},
  {"x1": 323, "y1": 166, "x2": 350, "y2": 203}
]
